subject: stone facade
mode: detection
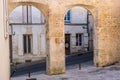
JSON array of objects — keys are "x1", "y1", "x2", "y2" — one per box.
[{"x1": 0, "y1": 0, "x2": 120, "y2": 79}]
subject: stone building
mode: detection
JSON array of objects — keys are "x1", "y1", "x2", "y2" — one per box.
[
  {"x1": 9, "y1": 6, "x2": 94, "y2": 63},
  {"x1": 0, "y1": 0, "x2": 120, "y2": 79}
]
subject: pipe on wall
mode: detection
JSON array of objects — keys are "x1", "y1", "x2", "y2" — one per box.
[{"x1": 3, "y1": 0, "x2": 9, "y2": 39}]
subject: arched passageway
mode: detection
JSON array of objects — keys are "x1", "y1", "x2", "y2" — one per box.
[
  {"x1": 8, "y1": 3, "x2": 47, "y2": 77},
  {"x1": 9, "y1": 5, "x2": 46, "y2": 63},
  {"x1": 0, "y1": 0, "x2": 120, "y2": 80},
  {"x1": 64, "y1": 6, "x2": 94, "y2": 68},
  {"x1": 64, "y1": 7, "x2": 94, "y2": 55}
]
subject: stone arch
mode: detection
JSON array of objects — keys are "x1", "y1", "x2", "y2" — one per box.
[
  {"x1": 10, "y1": 0, "x2": 48, "y2": 5},
  {"x1": 64, "y1": 4, "x2": 95, "y2": 20},
  {"x1": 8, "y1": 1, "x2": 48, "y2": 19},
  {"x1": 9, "y1": 5, "x2": 46, "y2": 24}
]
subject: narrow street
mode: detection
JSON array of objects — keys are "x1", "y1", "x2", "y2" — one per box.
[
  {"x1": 11, "y1": 51, "x2": 93, "y2": 77},
  {"x1": 11, "y1": 60, "x2": 120, "y2": 80}
]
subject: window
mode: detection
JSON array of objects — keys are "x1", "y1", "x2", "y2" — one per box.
[
  {"x1": 64, "y1": 10, "x2": 71, "y2": 23},
  {"x1": 76, "y1": 34, "x2": 82, "y2": 46},
  {"x1": 22, "y1": 5, "x2": 32, "y2": 24},
  {"x1": 22, "y1": 5, "x2": 45, "y2": 24},
  {"x1": 23, "y1": 35, "x2": 32, "y2": 54}
]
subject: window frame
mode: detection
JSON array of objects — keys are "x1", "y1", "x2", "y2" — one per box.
[
  {"x1": 64, "y1": 10, "x2": 71, "y2": 23},
  {"x1": 76, "y1": 33, "x2": 82, "y2": 46},
  {"x1": 23, "y1": 34, "x2": 33, "y2": 54}
]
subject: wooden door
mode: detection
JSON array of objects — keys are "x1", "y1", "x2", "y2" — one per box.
[{"x1": 65, "y1": 34, "x2": 70, "y2": 55}]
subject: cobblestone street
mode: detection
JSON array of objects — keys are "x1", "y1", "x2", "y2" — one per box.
[{"x1": 11, "y1": 61, "x2": 120, "y2": 80}]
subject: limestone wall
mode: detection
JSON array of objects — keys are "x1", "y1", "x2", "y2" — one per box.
[
  {"x1": 96, "y1": 1, "x2": 120, "y2": 66},
  {"x1": 6, "y1": 0, "x2": 120, "y2": 75}
]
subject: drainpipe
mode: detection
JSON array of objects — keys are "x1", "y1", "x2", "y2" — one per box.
[
  {"x1": 87, "y1": 10, "x2": 90, "y2": 51},
  {"x1": 9, "y1": 24, "x2": 15, "y2": 63},
  {"x1": 3, "y1": 0, "x2": 9, "y2": 39}
]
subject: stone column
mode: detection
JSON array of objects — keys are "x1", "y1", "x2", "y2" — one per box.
[
  {"x1": 46, "y1": 13, "x2": 65, "y2": 75},
  {"x1": 96, "y1": 3, "x2": 120, "y2": 66},
  {"x1": 0, "y1": 0, "x2": 10, "y2": 80}
]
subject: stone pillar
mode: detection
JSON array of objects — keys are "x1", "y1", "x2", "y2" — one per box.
[
  {"x1": 46, "y1": 13, "x2": 65, "y2": 75},
  {"x1": 96, "y1": 3, "x2": 120, "y2": 66},
  {"x1": 0, "y1": 0, "x2": 10, "y2": 80}
]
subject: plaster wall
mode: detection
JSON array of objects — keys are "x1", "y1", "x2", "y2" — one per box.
[{"x1": 0, "y1": 0, "x2": 10, "y2": 80}]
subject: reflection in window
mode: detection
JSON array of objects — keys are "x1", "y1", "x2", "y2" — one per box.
[{"x1": 64, "y1": 10, "x2": 71, "y2": 23}]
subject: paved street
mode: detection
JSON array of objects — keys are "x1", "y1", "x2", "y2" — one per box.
[
  {"x1": 11, "y1": 51, "x2": 93, "y2": 77},
  {"x1": 11, "y1": 61, "x2": 120, "y2": 80}
]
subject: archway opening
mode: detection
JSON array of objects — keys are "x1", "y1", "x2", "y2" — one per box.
[
  {"x1": 9, "y1": 5, "x2": 46, "y2": 76},
  {"x1": 64, "y1": 6, "x2": 94, "y2": 69}
]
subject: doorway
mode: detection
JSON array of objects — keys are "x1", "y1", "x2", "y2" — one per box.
[{"x1": 65, "y1": 34, "x2": 70, "y2": 55}]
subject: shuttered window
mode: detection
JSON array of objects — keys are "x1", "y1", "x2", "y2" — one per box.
[
  {"x1": 65, "y1": 10, "x2": 71, "y2": 23},
  {"x1": 23, "y1": 35, "x2": 32, "y2": 54},
  {"x1": 76, "y1": 34, "x2": 82, "y2": 46}
]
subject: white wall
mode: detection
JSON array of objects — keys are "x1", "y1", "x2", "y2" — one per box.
[
  {"x1": 9, "y1": 6, "x2": 23, "y2": 23},
  {"x1": 65, "y1": 25, "x2": 88, "y2": 53},
  {"x1": 71, "y1": 7, "x2": 87, "y2": 24},
  {"x1": 10, "y1": 24, "x2": 88, "y2": 62},
  {"x1": 11, "y1": 25, "x2": 46, "y2": 62},
  {"x1": 9, "y1": 6, "x2": 45, "y2": 24}
]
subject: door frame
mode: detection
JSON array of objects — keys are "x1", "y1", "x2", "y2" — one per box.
[{"x1": 65, "y1": 34, "x2": 71, "y2": 55}]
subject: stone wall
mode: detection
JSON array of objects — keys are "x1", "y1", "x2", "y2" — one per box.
[
  {"x1": 8, "y1": 0, "x2": 120, "y2": 73},
  {"x1": 0, "y1": 0, "x2": 118, "y2": 76},
  {"x1": 96, "y1": 1, "x2": 120, "y2": 66}
]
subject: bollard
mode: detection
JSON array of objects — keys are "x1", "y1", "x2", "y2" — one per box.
[
  {"x1": 28, "y1": 72, "x2": 31, "y2": 78},
  {"x1": 79, "y1": 64, "x2": 81, "y2": 70},
  {"x1": 26, "y1": 71, "x2": 37, "y2": 80}
]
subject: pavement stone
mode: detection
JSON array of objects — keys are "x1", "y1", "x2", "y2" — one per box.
[{"x1": 11, "y1": 61, "x2": 120, "y2": 80}]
